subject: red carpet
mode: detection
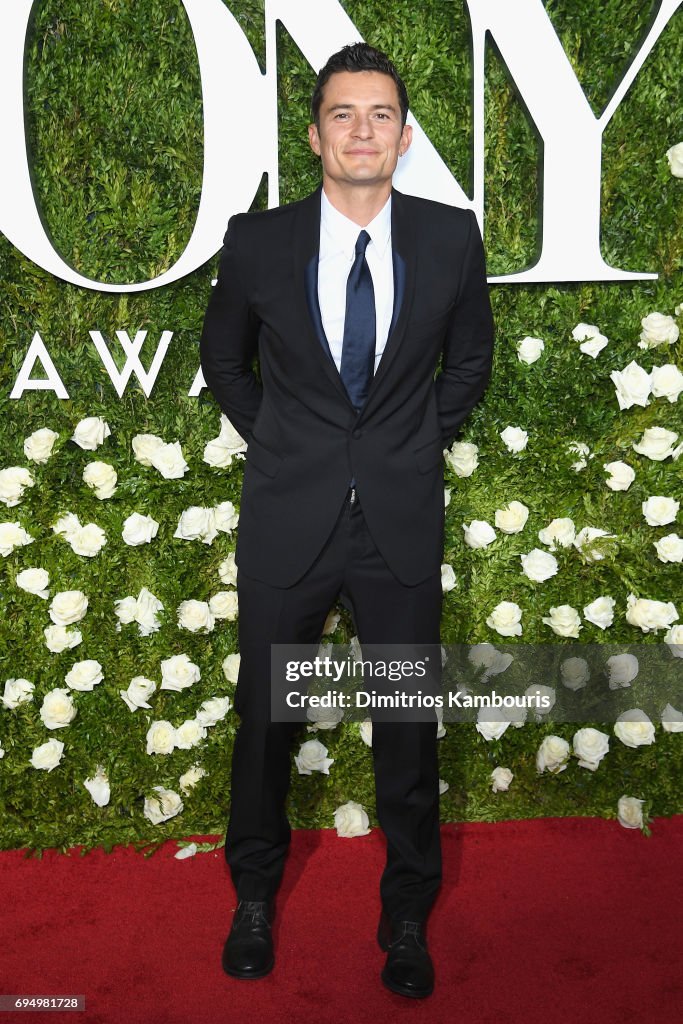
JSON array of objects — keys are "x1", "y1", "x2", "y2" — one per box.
[{"x1": 1, "y1": 816, "x2": 682, "y2": 1024}]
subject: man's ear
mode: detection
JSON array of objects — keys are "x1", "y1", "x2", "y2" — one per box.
[
  {"x1": 308, "y1": 123, "x2": 321, "y2": 157},
  {"x1": 398, "y1": 122, "x2": 413, "y2": 158}
]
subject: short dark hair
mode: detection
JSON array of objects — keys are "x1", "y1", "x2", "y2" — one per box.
[{"x1": 311, "y1": 43, "x2": 409, "y2": 128}]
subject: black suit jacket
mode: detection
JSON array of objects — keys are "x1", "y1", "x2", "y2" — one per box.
[{"x1": 200, "y1": 186, "x2": 494, "y2": 588}]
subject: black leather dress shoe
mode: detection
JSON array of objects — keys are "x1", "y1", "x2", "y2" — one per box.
[
  {"x1": 222, "y1": 900, "x2": 275, "y2": 979},
  {"x1": 377, "y1": 910, "x2": 434, "y2": 998}
]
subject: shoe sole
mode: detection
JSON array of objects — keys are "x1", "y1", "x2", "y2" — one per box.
[
  {"x1": 381, "y1": 969, "x2": 433, "y2": 999},
  {"x1": 223, "y1": 959, "x2": 275, "y2": 980}
]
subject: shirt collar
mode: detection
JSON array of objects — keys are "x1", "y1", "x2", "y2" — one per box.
[{"x1": 321, "y1": 189, "x2": 392, "y2": 259}]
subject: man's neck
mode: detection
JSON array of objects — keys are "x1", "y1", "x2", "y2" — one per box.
[{"x1": 321, "y1": 179, "x2": 392, "y2": 227}]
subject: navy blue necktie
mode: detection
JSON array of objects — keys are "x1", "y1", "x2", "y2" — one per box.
[{"x1": 340, "y1": 230, "x2": 376, "y2": 412}]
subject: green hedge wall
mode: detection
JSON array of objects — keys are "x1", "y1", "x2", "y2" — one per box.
[{"x1": 0, "y1": 0, "x2": 681, "y2": 852}]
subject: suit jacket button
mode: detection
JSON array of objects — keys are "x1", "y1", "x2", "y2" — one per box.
[{"x1": 352, "y1": 429, "x2": 362, "y2": 439}]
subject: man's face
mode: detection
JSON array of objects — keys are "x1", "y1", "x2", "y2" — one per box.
[{"x1": 308, "y1": 70, "x2": 412, "y2": 189}]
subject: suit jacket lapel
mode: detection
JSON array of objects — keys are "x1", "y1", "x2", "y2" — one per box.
[
  {"x1": 294, "y1": 186, "x2": 352, "y2": 405},
  {"x1": 359, "y1": 188, "x2": 417, "y2": 418}
]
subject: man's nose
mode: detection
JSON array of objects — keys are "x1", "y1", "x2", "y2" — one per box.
[{"x1": 352, "y1": 114, "x2": 373, "y2": 138}]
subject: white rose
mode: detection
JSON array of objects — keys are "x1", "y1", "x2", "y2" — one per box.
[
  {"x1": 68, "y1": 523, "x2": 107, "y2": 557},
  {"x1": 131, "y1": 433, "x2": 165, "y2": 466},
  {"x1": 120, "y1": 675, "x2": 156, "y2": 711},
  {"x1": 179, "y1": 765, "x2": 206, "y2": 793},
  {"x1": 2, "y1": 677, "x2": 35, "y2": 708},
  {"x1": 0, "y1": 521, "x2": 34, "y2": 556},
  {"x1": 664, "y1": 624, "x2": 683, "y2": 657},
  {"x1": 463, "y1": 520, "x2": 496, "y2": 549},
  {"x1": 65, "y1": 659, "x2": 103, "y2": 691},
  {"x1": 122, "y1": 512, "x2": 159, "y2": 546},
  {"x1": 444, "y1": 441, "x2": 479, "y2": 477},
  {"x1": 175, "y1": 719, "x2": 208, "y2": 750},
  {"x1": 520, "y1": 548, "x2": 558, "y2": 583},
  {"x1": 24, "y1": 427, "x2": 59, "y2": 463},
  {"x1": 573, "y1": 526, "x2": 614, "y2": 562},
  {"x1": 295, "y1": 739, "x2": 335, "y2": 775},
  {"x1": 177, "y1": 599, "x2": 215, "y2": 633},
  {"x1": 661, "y1": 704, "x2": 683, "y2": 732},
  {"x1": 40, "y1": 688, "x2": 77, "y2": 729},
  {"x1": 568, "y1": 441, "x2": 591, "y2": 471},
  {"x1": 439, "y1": 778, "x2": 449, "y2": 795},
  {"x1": 538, "y1": 517, "x2": 576, "y2": 550},
  {"x1": 617, "y1": 796, "x2": 645, "y2": 829},
  {"x1": 444, "y1": 487, "x2": 451, "y2": 507},
  {"x1": 610, "y1": 361, "x2": 652, "y2": 409},
  {"x1": 476, "y1": 712, "x2": 511, "y2": 741},
  {"x1": 572, "y1": 727, "x2": 610, "y2": 770},
  {"x1": 606, "y1": 653, "x2": 639, "y2": 689},
  {"x1": 148, "y1": 440, "x2": 189, "y2": 479},
  {"x1": 196, "y1": 696, "x2": 231, "y2": 727},
  {"x1": 500, "y1": 426, "x2": 528, "y2": 452},
  {"x1": 358, "y1": 719, "x2": 373, "y2": 746},
  {"x1": 542, "y1": 605, "x2": 582, "y2": 638},
  {"x1": 642, "y1": 496, "x2": 679, "y2": 527},
  {"x1": 160, "y1": 654, "x2": 201, "y2": 692},
  {"x1": 49, "y1": 590, "x2": 88, "y2": 626},
  {"x1": 306, "y1": 705, "x2": 344, "y2": 731},
  {"x1": 468, "y1": 643, "x2": 513, "y2": 680},
  {"x1": 632, "y1": 426, "x2": 678, "y2": 461},
  {"x1": 0, "y1": 467, "x2": 34, "y2": 507},
  {"x1": 517, "y1": 336, "x2": 544, "y2": 363},
  {"x1": 203, "y1": 414, "x2": 248, "y2": 467},
  {"x1": 440, "y1": 564, "x2": 456, "y2": 593},
  {"x1": 209, "y1": 591, "x2": 239, "y2": 620},
  {"x1": 82, "y1": 461, "x2": 117, "y2": 499},
  {"x1": 495, "y1": 501, "x2": 529, "y2": 534},
  {"x1": 666, "y1": 141, "x2": 683, "y2": 176},
  {"x1": 536, "y1": 735, "x2": 570, "y2": 773},
  {"x1": 135, "y1": 587, "x2": 164, "y2": 635},
  {"x1": 639, "y1": 312, "x2": 679, "y2": 349},
  {"x1": 654, "y1": 534, "x2": 683, "y2": 563},
  {"x1": 52, "y1": 512, "x2": 81, "y2": 539},
  {"x1": 146, "y1": 720, "x2": 176, "y2": 755},
  {"x1": 174, "y1": 506, "x2": 217, "y2": 544},
  {"x1": 625, "y1": 594, "x2": 678, "y2": 633},
  {"x1": 572, "y1": 322, "x2": 608, "y2": 357},
  {"x1": 583, "y1": 596, "x2": 615, "y2": 630},
  {"x1": 71, "y1": 416, "x2": 111, "y2": 450},
  {"x1": 222, "y1": 653, "x2": 241, "y2": 684},
  {"x1": 218, "y1": 553, "x2": 238, "y2": 586},
  {"x1": 114, "y1": 595, "x2": 139, "y2": 626},
  {"x1": 15, "y1": 567, "x2": 49, "y2": 598},
  {"x1": 44, "y1": 625, "x2": 82, "y2": 653},
  {"x1": 486, "y1": 601, "x2": 522, "y2": 637},
  {"x1": 613, "y1": 709, "x2": 655, "y2": 748},
  {"x1": 491, "y1": 766, "x2": 514, "y2": 791},
  {"x1": 333, "y1": 800, "x2": 371, "y2": 837},
  {"x1": 214, "y1": 500, "x2": 239, "y2": 533},
  {"x1": 651, "y1": 364, "x2": 683, "y2": 403},
  {"x1": 323, "y1": 610, "x2": 340, "y2": 635},
  {"x1": 144, "y1": 786, "x2": 183, "y2": 824},
  {"x1": 604, "y1": 461, "x2": 635, "y2": 491},
  {"x1": 84, "y1": 767, "x2": 110, "y2": 807},
  {"x1": 560, "y1": 657, "x2": 590, "y2": 691},
  {"x1": 30, "y1": 738, "x2": 64, "y2": 771}
]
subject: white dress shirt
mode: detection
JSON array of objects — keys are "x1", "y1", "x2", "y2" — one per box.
[{"x1": 317, "y1": 189, "x2": 394, "y2": 375}]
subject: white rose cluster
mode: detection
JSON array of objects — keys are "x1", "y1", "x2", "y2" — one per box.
[
  {"x1": 132, "y1": 433, "x2": 189, "y2": 478},
  {"x1": 114, "y1": 586, "x2": 164, "y2": 636},
  {"x1": 203, "y1": 414, "x2": 247, "y2": 468},
  {"x1": 0, "y1": 467, "x2": 35, "y2": 507},
  {"x1": 174, "y1": 501, "x2": 239, "y2": 545},
  {"x1": 52, "y1": 513, "x2": 106, "y2": 557}
]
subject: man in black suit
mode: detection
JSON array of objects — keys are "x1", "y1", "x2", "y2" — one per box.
[{"x1": 200, "y1": 42, "x2": 494, "y2": 999}]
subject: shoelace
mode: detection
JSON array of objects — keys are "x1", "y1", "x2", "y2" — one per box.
[
  {"x1": 389, "y1": 921, "x2": 426, "y2": 948},
  {"x1": 237, "y1": 900, "x2": 271, "y2": 925}
]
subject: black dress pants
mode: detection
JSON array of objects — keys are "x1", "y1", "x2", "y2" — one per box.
[{"x1": 226, "y1": 488, "x2": 443, "y2": 922}]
